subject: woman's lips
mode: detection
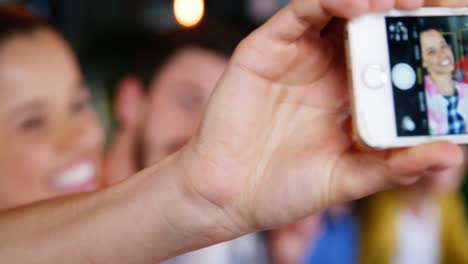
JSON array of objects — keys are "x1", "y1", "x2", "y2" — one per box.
[{"x1": 49, "y1": 162, "x2": 98, "y2": 194}]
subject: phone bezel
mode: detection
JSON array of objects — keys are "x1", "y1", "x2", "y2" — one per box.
[{"x1": 347, "y1": 7, "x2": 468, "y2": 148}]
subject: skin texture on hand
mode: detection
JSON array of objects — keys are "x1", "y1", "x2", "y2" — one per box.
[
  {"x1": 182, "y1": 0, "x2": 466, "y2": 233},
  {"x1": 0, "y1": 0, "x2": 466, "y2": 263}
]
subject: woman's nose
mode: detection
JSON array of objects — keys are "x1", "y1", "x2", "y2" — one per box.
[
  {"x1": 52, "y1": 110, "x2": 103, "y2": 155},
  {"x1": 51, "y1": 120, "x2": 83, "y2": 153},
  {"x1": 439, "y1": 48, "x2": 449, "y2": 57}
]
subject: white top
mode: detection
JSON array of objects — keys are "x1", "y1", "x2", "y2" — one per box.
[{"x1": 392, "y1": 202, "x2": 441, "y2": 264}]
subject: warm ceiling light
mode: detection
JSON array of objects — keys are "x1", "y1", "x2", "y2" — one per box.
[{"x1": 173, "y1": 0, "x2": 205, "y2": 28}]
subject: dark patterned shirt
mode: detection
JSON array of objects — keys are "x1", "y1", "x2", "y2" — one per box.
[{"x1": 445, "y1": 90, "x2": 466, "y2": 135}]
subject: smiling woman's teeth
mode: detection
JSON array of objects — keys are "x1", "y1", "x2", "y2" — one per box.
[
  {"x1": 50, "y1": 162, "x2": 96, "y2": 192},
  {"x1": 440, "y1": 59, "x2": 451, "y2": 66}
]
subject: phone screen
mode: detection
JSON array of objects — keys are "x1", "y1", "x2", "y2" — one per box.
[{"x1": 386, "y1": 15, "x2": 468, "y2": 137}]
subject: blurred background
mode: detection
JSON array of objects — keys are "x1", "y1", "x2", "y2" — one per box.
[{"x1": 16, "y1": 0, "x2": 289, "y2": 134}]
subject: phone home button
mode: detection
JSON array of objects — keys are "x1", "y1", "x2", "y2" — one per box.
[{"x1": 362, "y1": 64, "x2": 387, "y2": 89}]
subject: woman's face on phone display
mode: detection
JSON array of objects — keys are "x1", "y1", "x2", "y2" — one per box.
[{"x1": 420, "y1": 29, "x2": 455, "y2": 76}]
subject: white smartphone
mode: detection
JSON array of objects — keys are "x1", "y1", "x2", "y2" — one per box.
[{"x1": 347, "y1": 7, "x2": 468, "y2": 149}]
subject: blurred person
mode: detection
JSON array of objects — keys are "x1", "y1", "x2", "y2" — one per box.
[
  {"x1": 268, "y1": 205, "x2": 359, "y2": 264},
  {"x1": 0, "y1": 5, "x2": 104, "y2": 210},
  {"x1": 106, "y1": 28, "x2": 268, "y2": 264},
  {"x1": 421, "y1": 28, "x2": 468, "y2": 135},
  {"x1": 0, "y1": 1, "x2": 465, "y2": 263},
  {"x1": 301, "y1": 206, "x2": 359, "y2": 264},
  {"x1": 268, "y1": 215, "x2": 322, "y2": 264},
  {"x1": 105, "y1": 27, "x2": 241, "y2": 185},
  {"x1": 359, "y1": 148, "x2": 468, "y2": 264}
]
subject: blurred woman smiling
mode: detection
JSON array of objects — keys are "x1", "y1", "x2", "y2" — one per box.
[{"x1": 0, "y1": 5, "x2": 104, "y2": 210}]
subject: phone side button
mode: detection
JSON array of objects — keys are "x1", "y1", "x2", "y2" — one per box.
[{"x1": 362, "y1": 64, "x2": 387, "y2": 90}]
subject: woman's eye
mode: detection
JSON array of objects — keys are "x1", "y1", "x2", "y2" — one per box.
[
  {"x1": 179, "y1": 94, "x2": 201, "y2": 113},
  {"x1": 70, "y1": 96, "x2": 91, "y2": 114},
  {"x1": 18, "y1": 116, "x2": 46, "y2": 131},
  {"x1": 427, "y1": 49, "x2": 436, "y2": 55}
]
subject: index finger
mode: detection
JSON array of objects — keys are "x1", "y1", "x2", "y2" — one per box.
[
  {"x1": 264, "y1": 0, "x2": 425, "y2": 45},
  {"x1": 424, "y1": 0, "x2": 468, "y2": 7}
]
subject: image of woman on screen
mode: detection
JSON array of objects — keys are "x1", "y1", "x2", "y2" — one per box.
[{"x1": 421, "y1": 28, "x2": 468, "y2": 135}]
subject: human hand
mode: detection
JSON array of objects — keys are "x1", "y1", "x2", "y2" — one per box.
[{"x1": 175, "y1": 0, "x2": 466, "y2": 237}]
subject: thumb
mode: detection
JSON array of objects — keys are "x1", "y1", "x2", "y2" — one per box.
[{"x1": 333, "y1": 141, "x2": 463, "y2": 202}]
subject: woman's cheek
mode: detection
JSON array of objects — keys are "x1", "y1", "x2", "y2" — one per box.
[{"x1": 0, "y1": 145, "x2": 52, "y2": 208}]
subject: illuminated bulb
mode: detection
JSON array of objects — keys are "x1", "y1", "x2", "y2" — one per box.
[{"x1": 174, "y1": 0, "x2": 205, "y2": 28}]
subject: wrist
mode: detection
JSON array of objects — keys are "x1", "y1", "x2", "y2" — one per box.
[{"x1": 161, "y1": 144, "x2": 251, "y2": 248}]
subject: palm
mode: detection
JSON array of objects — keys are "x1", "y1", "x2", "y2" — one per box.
[
  {"x1": 228, "y1": 29, "x2": 353, "y2": 226},
  {"x1": 185, "y1": 1, "x2": 462, "y2": 231}
]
